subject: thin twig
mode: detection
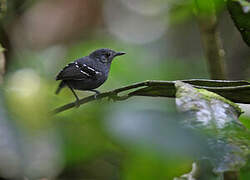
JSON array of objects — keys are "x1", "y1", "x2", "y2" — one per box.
[
  {"x1": 51, "y1": 81, "x2": 151, "y2": 114},
  {"x1": 52, "y1": 80, "x2": 178, "y2": 114}
]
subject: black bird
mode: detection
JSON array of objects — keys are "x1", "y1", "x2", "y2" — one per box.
[{"x1": 55, "y1": 48, "x2": 126, "y2": 106}]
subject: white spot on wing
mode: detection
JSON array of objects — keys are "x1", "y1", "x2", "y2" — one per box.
[
  {"x1": 87, "y1": 66, "x2": 95, "y2": 71},
  {"x1": 82, "y1": 64, "x2": 99, "y2": 74},
  {"x1": 80, "y1": 70, "x2": 90, "y2": 76}
]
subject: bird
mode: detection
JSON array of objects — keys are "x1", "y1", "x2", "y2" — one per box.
[{"x1": 55, "y1": 48, "x2": 126, "y2": 106}]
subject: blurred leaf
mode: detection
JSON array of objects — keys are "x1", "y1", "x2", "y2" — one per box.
[
  {"x1": 227, "y1": 0, "x2": 250, "y2": 46},
  {"x1": 175, "y1": 81, "x2": 250, "y2": 177},
  {"x1": 105, "y1": 102, "x2": 205, "y2": 179}
]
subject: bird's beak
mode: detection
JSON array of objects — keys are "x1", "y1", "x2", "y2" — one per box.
[{"x1": 114, "y1": 52, "x2": 126, "y2": 57}]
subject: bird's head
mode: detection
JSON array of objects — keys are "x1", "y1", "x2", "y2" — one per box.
[{"x1": 89, "y1": 48, "x2": 126, "y2": 64}]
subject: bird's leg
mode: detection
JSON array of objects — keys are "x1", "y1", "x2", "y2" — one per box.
[
  {"x1": 66, "y1": 83, "x2": 80, "y2": 107},
  {"x1": 89, "y1": 89, "x2": 100, "y2": 99}
]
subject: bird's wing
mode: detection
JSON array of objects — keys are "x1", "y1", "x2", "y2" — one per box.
[{"x1": 56, "y1": 62, "x2": 101, "y2": 81}]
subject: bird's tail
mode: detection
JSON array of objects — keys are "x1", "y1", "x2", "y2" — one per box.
[{"x1": 55, "y1": 81, "x2": 65, "y2": 95}]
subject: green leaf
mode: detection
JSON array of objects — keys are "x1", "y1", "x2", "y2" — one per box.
[
  {"x1": 227, "y1": 0, "x2": 250, "y2": 46},
  {"x1": 175, "y1": 81, "x2": 250, "y2": 177}
]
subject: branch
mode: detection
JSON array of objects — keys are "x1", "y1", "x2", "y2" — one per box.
[
  {"x1": 51, "y1": 79, "x2": 250, "y2": 115},
  {"x1": 52, "y1": 81, "x2": 155, "y2": 114},
  {"x1": 195, "y1": 0, "x2": 227, "y2": 79}
]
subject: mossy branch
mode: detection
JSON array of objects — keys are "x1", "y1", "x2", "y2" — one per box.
[{"x1": 52, "y1": 79, "x2": 250, "y2": 115}]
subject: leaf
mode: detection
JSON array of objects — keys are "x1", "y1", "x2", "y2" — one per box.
[
  {"x1": 105, "y1": 104, "x2": 210, "y2": 179},
  {"x1": 227, "y1": 0, "x2": 250, "y2": 46},
  {"x1": 175, "y1": 81, "x2": 250, "y2": 178}
]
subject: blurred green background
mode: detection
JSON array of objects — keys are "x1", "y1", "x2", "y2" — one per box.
[{"x1": 0, "y1": 0, "x2": 249, "y2": 179}]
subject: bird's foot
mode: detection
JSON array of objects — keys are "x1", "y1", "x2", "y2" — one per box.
[
  {"x1": 74, "y1": 99, "x2": 80, "y2": 108},
  {"x1": 94, "y1": 93, "x2": 100, "y2": 99},
  {"x1": 92, "y1": 90, "x2": 101, "y2": 100}
]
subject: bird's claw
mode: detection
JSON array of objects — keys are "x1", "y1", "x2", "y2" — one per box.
[
  {"x1": 93, "y1": 91, "x2": 101, "y2": 100},
  {"x1": 75, "y1": 100, "x2": 80, "y2": 108},
  {"x1": 94, "y1": 93, "x2": 98, "y2": 99}
]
